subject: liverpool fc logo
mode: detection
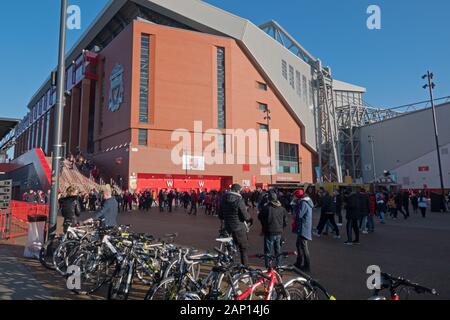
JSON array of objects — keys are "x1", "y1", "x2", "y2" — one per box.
[{"x1": 108, "y1": 64, "x2": 124, "y2": 112}]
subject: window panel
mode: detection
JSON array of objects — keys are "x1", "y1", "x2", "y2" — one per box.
[
  {"x1": 138, "y1": 129, "x2": 148, "y2": 146},
  {"x1": 217, "y1": 47, "x2": 226, "y2": 129},
  {"x1": 257, "y1": 82, "x2": 267, "y2": 91},
  {"x1": 139, "y1": 34, "x2": 150, "y2": 123},
  {"x1": 289, "y1": 65, "x2": 295, "y2": 89},
  {"x1": 296, "y1": 71, "x2": 302, "y2": 97},
  {"x1": 282, "y1": 60, "x2": 287, "y2": 79}
]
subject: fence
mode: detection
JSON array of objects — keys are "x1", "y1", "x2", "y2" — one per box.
[{"x1": 0, "y1": 201, "x2": 49, "y2": 240}]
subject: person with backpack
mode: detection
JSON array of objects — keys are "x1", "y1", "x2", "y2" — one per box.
[
  {"x1": 258, "y1": 191, "x2": 289, "y2": 268},
  {"x1": 292, "y1": 189, "x2": 314, "y2": 272}
]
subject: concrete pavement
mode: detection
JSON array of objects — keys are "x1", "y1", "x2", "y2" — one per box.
[{"x1": 0, "y1": 246, "x2": 52, "y2": 300}]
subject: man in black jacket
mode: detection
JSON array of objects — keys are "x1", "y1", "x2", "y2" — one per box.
[
  {"x1": 315, "y1": 190, "x2": 340, "y2": 239},
  {"x1": 219, "y1": 184, "x2": 253, "y2": 266},
  {"x1": 258, "y1": 191, "x2": 289, "y2": 268},
  {"x1": 344, "y1": 189, "x2": 360, "y2": 245}
]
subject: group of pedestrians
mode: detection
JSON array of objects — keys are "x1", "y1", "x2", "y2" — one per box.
[
  {"x1": 218, "y1": 184, "x2": 314, "y2": 272},
  {"x1": 218, "y1": 184, "x2": 436, "y2": 273},
  {"x1": 22, "y1": 189, "x2": 49, "y2": 204},
  {"x1": 60, "y1": 184, "x2": 119, "y2": 233}
]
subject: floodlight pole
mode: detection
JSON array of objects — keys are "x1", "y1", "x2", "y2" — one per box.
[
  {"x1": 423, "y1": 71, "x2": 446, "y2": 212},
  {"x1": 48, "y1": 0, "x2": 68, "y2": 239}
]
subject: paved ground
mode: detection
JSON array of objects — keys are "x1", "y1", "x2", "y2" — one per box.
[{"x1": 1, "y1": 206, "x2": 450, "y2": 300}]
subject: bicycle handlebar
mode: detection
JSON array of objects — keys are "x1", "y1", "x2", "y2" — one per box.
[
  {"x1": 381, "y1": 273, "x2": 438, "y2": 296},
  {"x1": 250, "y1": 252, "x2": 297, "y2": 260}
]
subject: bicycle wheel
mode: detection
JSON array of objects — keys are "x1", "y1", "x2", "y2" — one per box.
[
  {"x1": 285, "y1": 279, "x2": 328, "y2": 300},
  {"x1": 135, "y1": 256, "x2": 160, "y2": 286},
  {"x1": 225, "y1": 272, "x2": 256, "y2": 300},
  {"x1": 145, "y1": 277, "x2": 182, "y2": 300},
  {"x1": 285, "y1": 280, "x2": 312, "y2": 300},
  {"x1": 108, "y1": 260, "x2": 134, "y2": 300},
  {"x1": 71, "y1": 250, "x2": 116, "y2": 295},
  {"x1": 53, "y1": 240, "x2": 80, "y2": 276},
  {"x1": 39, "y1": 237, "x2": 61, "y2": 271},
  {"x1": 146, "y1": 275, "x2": 200, "y2": 300}
]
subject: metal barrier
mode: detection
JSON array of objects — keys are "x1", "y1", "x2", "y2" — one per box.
[
  {"x1": 0, "y1": 209, "x2": 11, "y2": 240},
  {"x1": 0, "y1": 201, "x2": 49, "y2": 240}
]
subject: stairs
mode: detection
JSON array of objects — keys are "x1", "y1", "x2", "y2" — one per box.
[{"x1": 58, "y1": 160, "x2": 103, "y2": 194}]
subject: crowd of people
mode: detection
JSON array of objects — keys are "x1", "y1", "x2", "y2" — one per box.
[
  {"x1": 22, "y1": 189, "x2": 49, "y2": 204},
  {"x1": 217, "y1": 185, "x2": 439, "y2": 273},
  {"x1": 49, "y1": 180, "x2": 448, "y2": 275},
  {"x1": 67, "y1": 152, "x2": 100, "y2": 182}
]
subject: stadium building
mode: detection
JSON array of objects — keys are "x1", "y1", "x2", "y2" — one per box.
[
  {"x1": 5, "y1": 0, "x2": 367, "y2": 193},
  {"x1": 359, "y1": 101, "x2": 450, "y2": 191}
]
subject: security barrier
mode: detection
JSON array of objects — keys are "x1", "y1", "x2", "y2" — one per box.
[{"x1": 0, "y1": 201, "x2": 49, "y2": 240}]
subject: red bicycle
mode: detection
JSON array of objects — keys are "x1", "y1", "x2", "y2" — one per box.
[{"x1": 228, "y1": 252, "x2": 296, "y2": 300}]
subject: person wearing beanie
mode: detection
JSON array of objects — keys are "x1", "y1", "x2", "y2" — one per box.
[
  {"x1": 258, "y1": 191, "x2": 289, "y2": 268},
  {"x1": 219, "y1": 183, "x2": 253, "y2": 266}
]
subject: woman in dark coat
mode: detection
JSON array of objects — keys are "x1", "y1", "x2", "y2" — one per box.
[{"x1": 59, "y1": 186, "x2": 81, "y2": 233}]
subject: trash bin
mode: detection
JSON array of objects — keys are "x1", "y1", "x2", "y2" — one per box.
[
  {"x1": 24, "y1": 214, "x2": 48, "y2": 259},
  {"x1": 430, "y1": 193, "x2": 445, "y2": 213}
]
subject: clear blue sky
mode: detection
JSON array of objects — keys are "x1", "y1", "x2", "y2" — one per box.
[{"x1": 1, "y1": 0, "x2": 449, "y2": 120}]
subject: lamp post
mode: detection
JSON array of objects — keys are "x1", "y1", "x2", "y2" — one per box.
[
  {"x1": 422, "y1": 71, "x2": 446, "y2": 211},
  {"x1": 48, "y1": 0, "x2": 68, "y2": 240},
  {"x1": 368, "y1": 135, "x2": 377, "y2": 183},
  {"x1": 264, "y1": 107, "x2": 274, "y2": 185}
]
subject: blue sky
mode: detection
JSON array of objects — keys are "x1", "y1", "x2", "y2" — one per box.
[{"x1": 0, "y1": 0, "x2": 449, "y2": 120}]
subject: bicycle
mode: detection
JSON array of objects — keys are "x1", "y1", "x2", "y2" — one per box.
[
  {"x1": 368, "y1": 273, "x2": 438, "y2": 300},
  {"x1": 227, "y1": 253, "x2": 294, "y2": 300}
]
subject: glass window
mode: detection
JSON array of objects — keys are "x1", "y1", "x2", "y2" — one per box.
[
  {"x1": 302, "y1": 75, "x2": 307, "y2": 103},
  {"x1": 257, "y1": 82, "x2": 267, "y2": 91},
  {"x1": 217, "y1": 134, "x2": 225, "y2": 152},
  {"x1": 281, "y1": 60, "x2": 287, "y2": 79},
  {"x1": 139, "y1": 34, "x2": 150, "y2": 123},
  {"x1": 138, "y1": 129, "x2": 148, "y2": 146},
  {"x1": 258, "y1": 102, "x2": 268, "y2": 112},
  {"x1": 217, "y1": 47, "x2": 226, "y2": 129},
  {"x1": 45, "y1": 112, "x2": 50, "y2": 155},
  {"x1": 259, "y1": 123, "x2": 268, "y2": 131},
  {"x1": 289, "y1": 65, "x2": 295, "y2": 89},
  {"x1": 296, "y1": 71, "x2": 302, "y2": 97},
  {"x1": 276, "y1": 142, "x2": 299, "y2": 174}
]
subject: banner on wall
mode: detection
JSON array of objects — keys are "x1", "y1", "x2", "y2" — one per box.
[{"x1": 182, "y1": 155, "x2": 205, "y2": 171}]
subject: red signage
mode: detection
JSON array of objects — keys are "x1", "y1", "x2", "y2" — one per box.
[
  {"x1": 243, "y1": 164, "x2": 250, "y2": 172},
  {"x1": 418, "y1": 166, "x2": 430, "y2": 172}
]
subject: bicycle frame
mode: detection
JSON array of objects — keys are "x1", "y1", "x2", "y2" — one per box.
[{"x1": 236, "y1": 269, "x2": 280, "y2": 301}]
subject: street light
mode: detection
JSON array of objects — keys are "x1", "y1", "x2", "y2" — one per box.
[
  {"x1": 48, "y1": 0, "x2": 68, "y2": 240},
  {"x1": 263, "y1": 107, "x2": 274, "y2": 185},
  {"x1": 422, "y1": 71, "x2": 446, "y2": 212},
  {"x1": 368, "y1": 135, "x2": 377, "y2": 183}
]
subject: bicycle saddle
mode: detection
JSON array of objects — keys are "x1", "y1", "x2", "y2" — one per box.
[{"x1": 215, "y1": 237, "x2": 233, "y2": 243}]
